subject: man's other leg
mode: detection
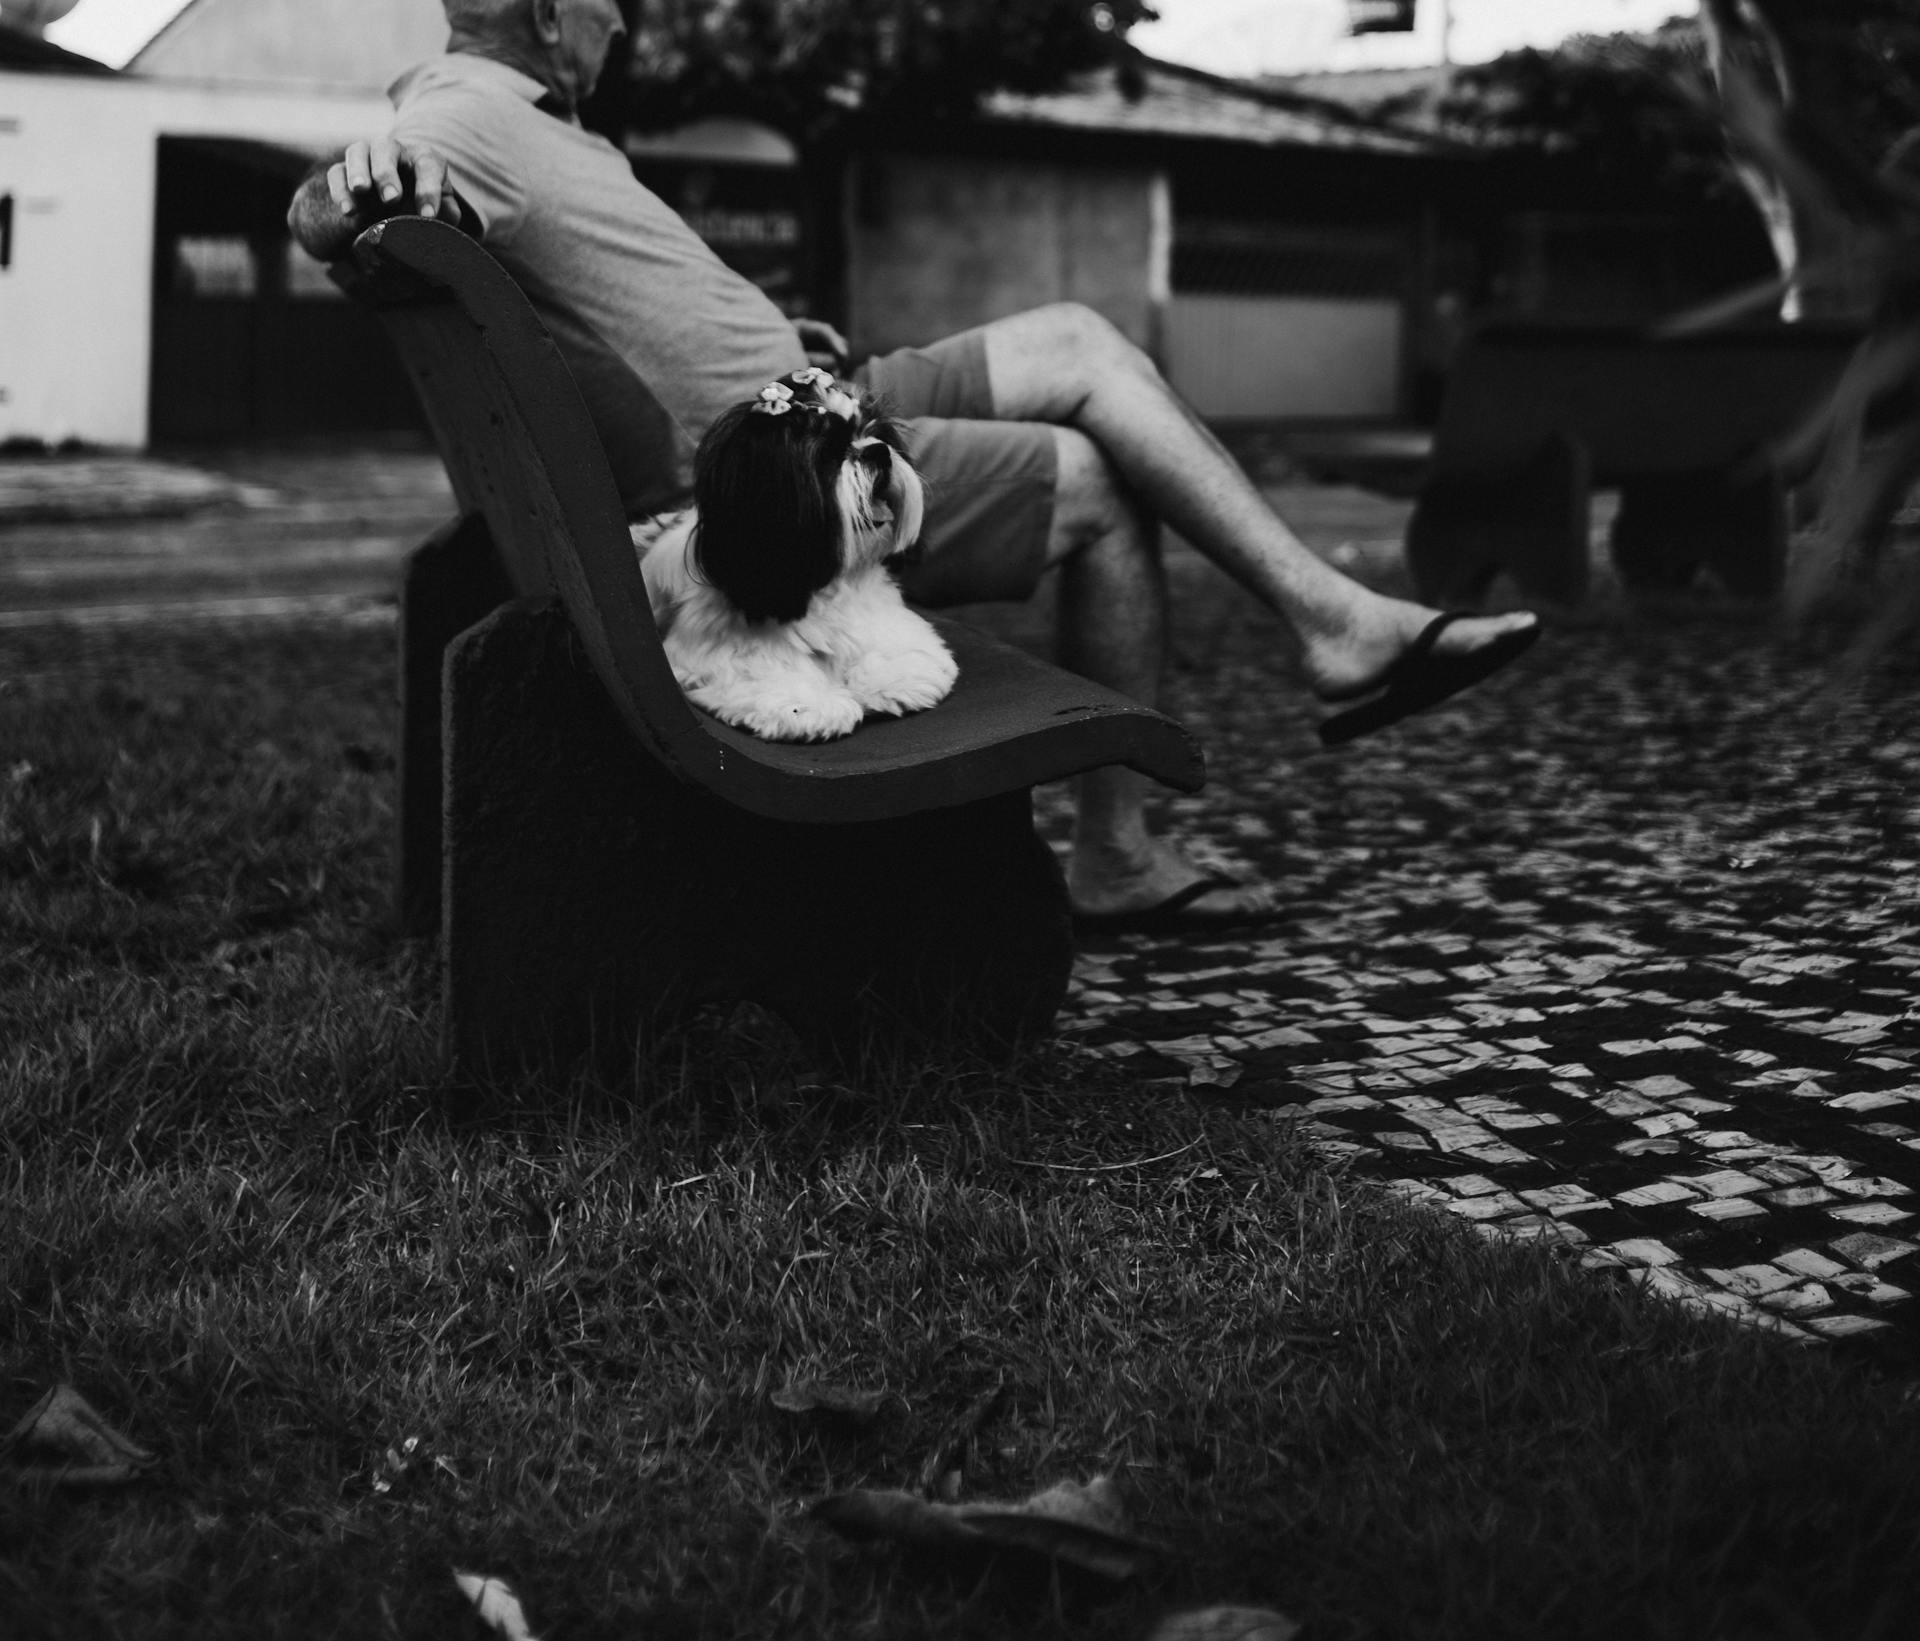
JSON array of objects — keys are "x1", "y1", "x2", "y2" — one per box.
[
  {"x1": 982, "y1": 303, "x2": 1537, "y2": 700},
  {"x1": 1047, "y1": 428, "x2": 1276, "y2": 921}
]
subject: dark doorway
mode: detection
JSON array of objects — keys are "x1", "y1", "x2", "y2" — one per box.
[{"x1": 148, "y1": 135, "x2": 423, "y2": 441}]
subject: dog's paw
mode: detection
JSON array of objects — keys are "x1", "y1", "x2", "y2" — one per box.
[
  {"x1": 694, "y1": 678, "x2": 865, "y2": 742},
  {"x1": 847, "y1": 642, "x2": 958, "y2": 717}
]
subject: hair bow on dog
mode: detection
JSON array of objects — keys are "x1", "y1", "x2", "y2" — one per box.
[{"x1": 751, "y1": 367, "x2": 845, "y2": 417}]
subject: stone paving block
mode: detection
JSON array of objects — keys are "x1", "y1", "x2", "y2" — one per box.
[
  {"x1": 1607, "y1": 1238, "x2": 1683, "y2": 1267},
  {"x1": 1826, "y1": 1175, "x2": 1913, "y2": 1199},
  {"x1": 1458, "y1": 1141, "x2": 1534, "y2": 1167},
  {"x1": 1706, "y1": 1262, "x2": 1802, "y2": 1297},
  {"x1": 1446, "y1": 1193, "x2": 1529, "y2": 1222},
  {"x1": 1755, "y1": 1282, "x2": 1835, "y2": 1316},
  {"x1": 1829, "y1": 1232, "x2": 1920, "y2": 1270},
  {"x1": 1775, "y1": 1248, "x2": 1851, "y2": 1280},
  {"x1": 1827, "y1": 1202, "x2": 1915, "y2": 1227},
  {"x1": 1689, "y1": 1197, "x2": 1770, "y2": 1222},
  {"x1": 1828, "y1": 1272, "x2": 1911, "y2": 1305},
  {"x1": 1518, "y1": 1184, "x2": 1608, "y2": 1215},
  {"x1": 1764, "y1": 1185, "x2": 1838, "y2": 1208},
  {"x1": 1804, "y1": 1313, "x2": 1894, "y2": 1339},
  {"x1": 1828, "y1": 1091, "x2": 1912, "y2": 1112},
  {"x1": 1615, "y1": 1181, "x2": 1698, "y2": 1208},
  {"x1": 1499, "y1": 1214, "x2": 1589, "y2": 1244},
  {"x1": 1687, "y1": 1169, "x2": 1770, "y2": 1198}
]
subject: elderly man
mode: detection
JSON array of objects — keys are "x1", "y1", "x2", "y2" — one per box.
[{"x1": 289, "y1": 0, "x2": 1539, "y2": 934}]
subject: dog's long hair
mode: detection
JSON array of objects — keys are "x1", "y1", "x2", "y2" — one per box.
[{"x1": 690, "y1": 371, "x2": 920, "y2": 623}]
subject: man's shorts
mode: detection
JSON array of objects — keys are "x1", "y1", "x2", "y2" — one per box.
[{"x1": 854, "y1": 329, "x2": 1056, "y2": 607}]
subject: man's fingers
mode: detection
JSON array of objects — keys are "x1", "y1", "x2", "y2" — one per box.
[
  {"x1": 370, "y1": 136, "x2": 406, "y2": 205},
  {"x1": 342, "y1": 140, "x2": 375, "y2": 197},
  {"x1": 410, "y1": 150, "x2": 447, "y2": 219},
  {"x1": 327, "y1": 162, "x2": 356, "y2": 219}
]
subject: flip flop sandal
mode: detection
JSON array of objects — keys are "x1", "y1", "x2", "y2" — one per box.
[
  {"x1": 1070, "y1": 873, "x2": 1283, "y2": 937},
  {"x1": 1316, "y1": 612, "x2": 1541, "y2": 748}
]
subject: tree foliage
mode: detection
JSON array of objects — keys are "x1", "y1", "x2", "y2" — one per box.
[
  {"x1": 616, "y1": 0, "x2": 1158, "y2": 143},
  {"x1": 1433, "y1": 24, "x2": 1731, "y2": 205},
  {"x1": 1431, "y1": 3, "x2": 1920, "y2": 209}
]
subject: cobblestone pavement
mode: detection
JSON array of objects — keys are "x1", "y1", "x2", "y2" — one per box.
[
  {"x1": 10, "y1": 440, "x2": 1920, "y2": 1366},
  {"x1": 1029, "y1": 591, "x2": 1920, "y2": 1369}
]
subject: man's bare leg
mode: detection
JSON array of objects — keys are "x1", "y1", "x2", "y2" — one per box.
[
  {"x1": 985, "y1": 304, "x2": 1538, "y2": 695},
  {"x1": 1047, "y1": 428, "x2": 1278, "y2": 920}
]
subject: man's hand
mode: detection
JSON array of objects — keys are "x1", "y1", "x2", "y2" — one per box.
[
  {"x1": 286, "y1": 137, "x2": 461, "y2": 264},
  {"x1": 792, "y1": 317, "x2": 850, "y2": 374},
  {"x1": 329, "y1": 137, "x2": 460, "y2": 227}
]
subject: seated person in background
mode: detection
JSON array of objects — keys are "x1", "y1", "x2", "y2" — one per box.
[{"x1": 289, "y1": 0, "x2": 1539, "y2": 933}]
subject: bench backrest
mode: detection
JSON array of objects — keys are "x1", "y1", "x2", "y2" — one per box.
[
  {"x1": 1432, "y1": 319, "x2": 1863, "y2": 482},
  {"x1": 339, "y1": 216, "x2": 711, "y2": 785}
]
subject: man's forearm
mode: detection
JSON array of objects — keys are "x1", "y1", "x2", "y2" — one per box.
[{"x1": 287, "y1": 157, "x2": 359, "y2": 264}]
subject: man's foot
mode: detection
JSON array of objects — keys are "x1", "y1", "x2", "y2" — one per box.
[
  {"x1": 1301, "y1": 598, "x2": 1538, "y2": 704},
  {"x1": 1069, "y1": 842, "x2": 1281, "y2": 933},
  {"x1": 1302, "y1": 601, "x2": 1540, "y2": 744}
]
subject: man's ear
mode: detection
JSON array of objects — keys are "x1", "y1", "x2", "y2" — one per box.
[{"x1": 531, "y1": 0, "x2": 563, "y2": 45}]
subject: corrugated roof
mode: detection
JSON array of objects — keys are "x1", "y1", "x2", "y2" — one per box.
[{"x1": 981, "y1": 53, "x2": 1446, "y2": 156}]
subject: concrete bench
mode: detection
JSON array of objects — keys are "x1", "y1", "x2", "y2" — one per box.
[
  {"x1": 1405, "y1": 319, "x2": 1863, "y2": 606},
  {"x1": 336, "y1": 217, "x2": 1202, "y2": 1075}
]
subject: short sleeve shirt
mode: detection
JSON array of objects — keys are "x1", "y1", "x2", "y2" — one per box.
[{"x1": 388, "y1": 54, "x2": 806, "y2": 513}]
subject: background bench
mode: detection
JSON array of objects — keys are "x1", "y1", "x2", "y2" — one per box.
[
  {"x1": 1406, "y1": 319, "x2": 1864, "y2": 606},
  {"x1": 337, "y1": 217, "x2": 1202, "y2": 1075}
]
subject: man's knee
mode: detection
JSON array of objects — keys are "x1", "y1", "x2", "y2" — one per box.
[{"x1": 1029, "y1": 302, "x2": 1158, "y2": 386}]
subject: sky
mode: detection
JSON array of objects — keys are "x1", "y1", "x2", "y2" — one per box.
[{"x1": 40, "y1": 0, "x2": 1699, "y2": 73}]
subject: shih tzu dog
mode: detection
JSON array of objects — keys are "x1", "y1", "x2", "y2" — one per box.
[{"x1": 636, "y1": 367, "x2": 957, "y2": 742}]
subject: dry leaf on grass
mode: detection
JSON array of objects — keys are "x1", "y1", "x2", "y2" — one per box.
[
  {"x1": 769, "y1": 1382, "x2": 896, "y2": 1421},
  {"x1": 453, "y1": 1571, "x2": 540, "y2": 1641},
  {"x1": 813, "y1": 1474, "x2": 1164, "y2": 1579},
  {"x1": 2, "y1": 1385, "x2": 156, "y2": 1485},
  {"x1": 1146, "y1": 1605, "x2": 1303, "y2": 1641}
]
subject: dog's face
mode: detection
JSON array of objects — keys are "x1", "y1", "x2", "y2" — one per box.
[{"x1": 691, "y1": 368, "x2": 926, "y2": 624}]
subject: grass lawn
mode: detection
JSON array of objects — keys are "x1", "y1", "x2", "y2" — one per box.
[{"x1": 3, "y1": 618, "x2": 1919, "y2": 1640}]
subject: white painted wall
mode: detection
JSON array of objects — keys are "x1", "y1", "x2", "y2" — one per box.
[
  {"x1": 1164, "y1": 293, "x2": 1403, "y2": 419},
  {"x1": 131, "y1": 0, "x2": 447, "y2": 91},
  {"x1": 0, "y1": 69, "x2": 390, "y2": 446}
]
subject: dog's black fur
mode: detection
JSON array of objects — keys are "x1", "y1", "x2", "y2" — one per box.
[{"x1": 691, "y1": 388, "x2": 914, "y2": 624}]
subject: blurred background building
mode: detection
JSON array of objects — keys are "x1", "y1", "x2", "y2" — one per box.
[{"x1": 3, "y1": 0, "x2": 1747, "y2": 450}]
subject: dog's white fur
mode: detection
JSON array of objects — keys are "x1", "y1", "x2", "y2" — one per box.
[{"x1": 635, "y1": 387, "x2": 957, "y2": 742}]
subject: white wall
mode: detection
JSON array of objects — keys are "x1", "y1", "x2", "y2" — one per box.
[
  {"x1": 1164, "y1": 293, "x2": 1403, "y2": 419},
  {"x1": 131, "y1": 0, "x2": 447, "y2": 91},
  {"x1": 0, "y1": 70, "x2": 390, "y2": 447}
]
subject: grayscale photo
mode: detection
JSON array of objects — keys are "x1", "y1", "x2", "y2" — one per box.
[{"x1": 4, "y1": 2, "x2": 1918, "y2": 1636}]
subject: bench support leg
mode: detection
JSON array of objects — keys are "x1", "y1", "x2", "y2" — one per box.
[
  {"x1": 1405, "y1": 434, "x2": 1591, "y2": 607},
  {"x1": 396, "y1": 513, "x2": 515, "y2": 938},
  {"x1": 1610, "y1": 463, "x2": 1787, "y2": 600},
  {"x1": 440, "y1": 599, "x2": 1072, "y2": 1079}
]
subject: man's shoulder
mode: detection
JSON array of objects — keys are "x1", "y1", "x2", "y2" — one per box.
[{"x1": 389, "y1": 53, "x2": 545, "y2": 120}]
